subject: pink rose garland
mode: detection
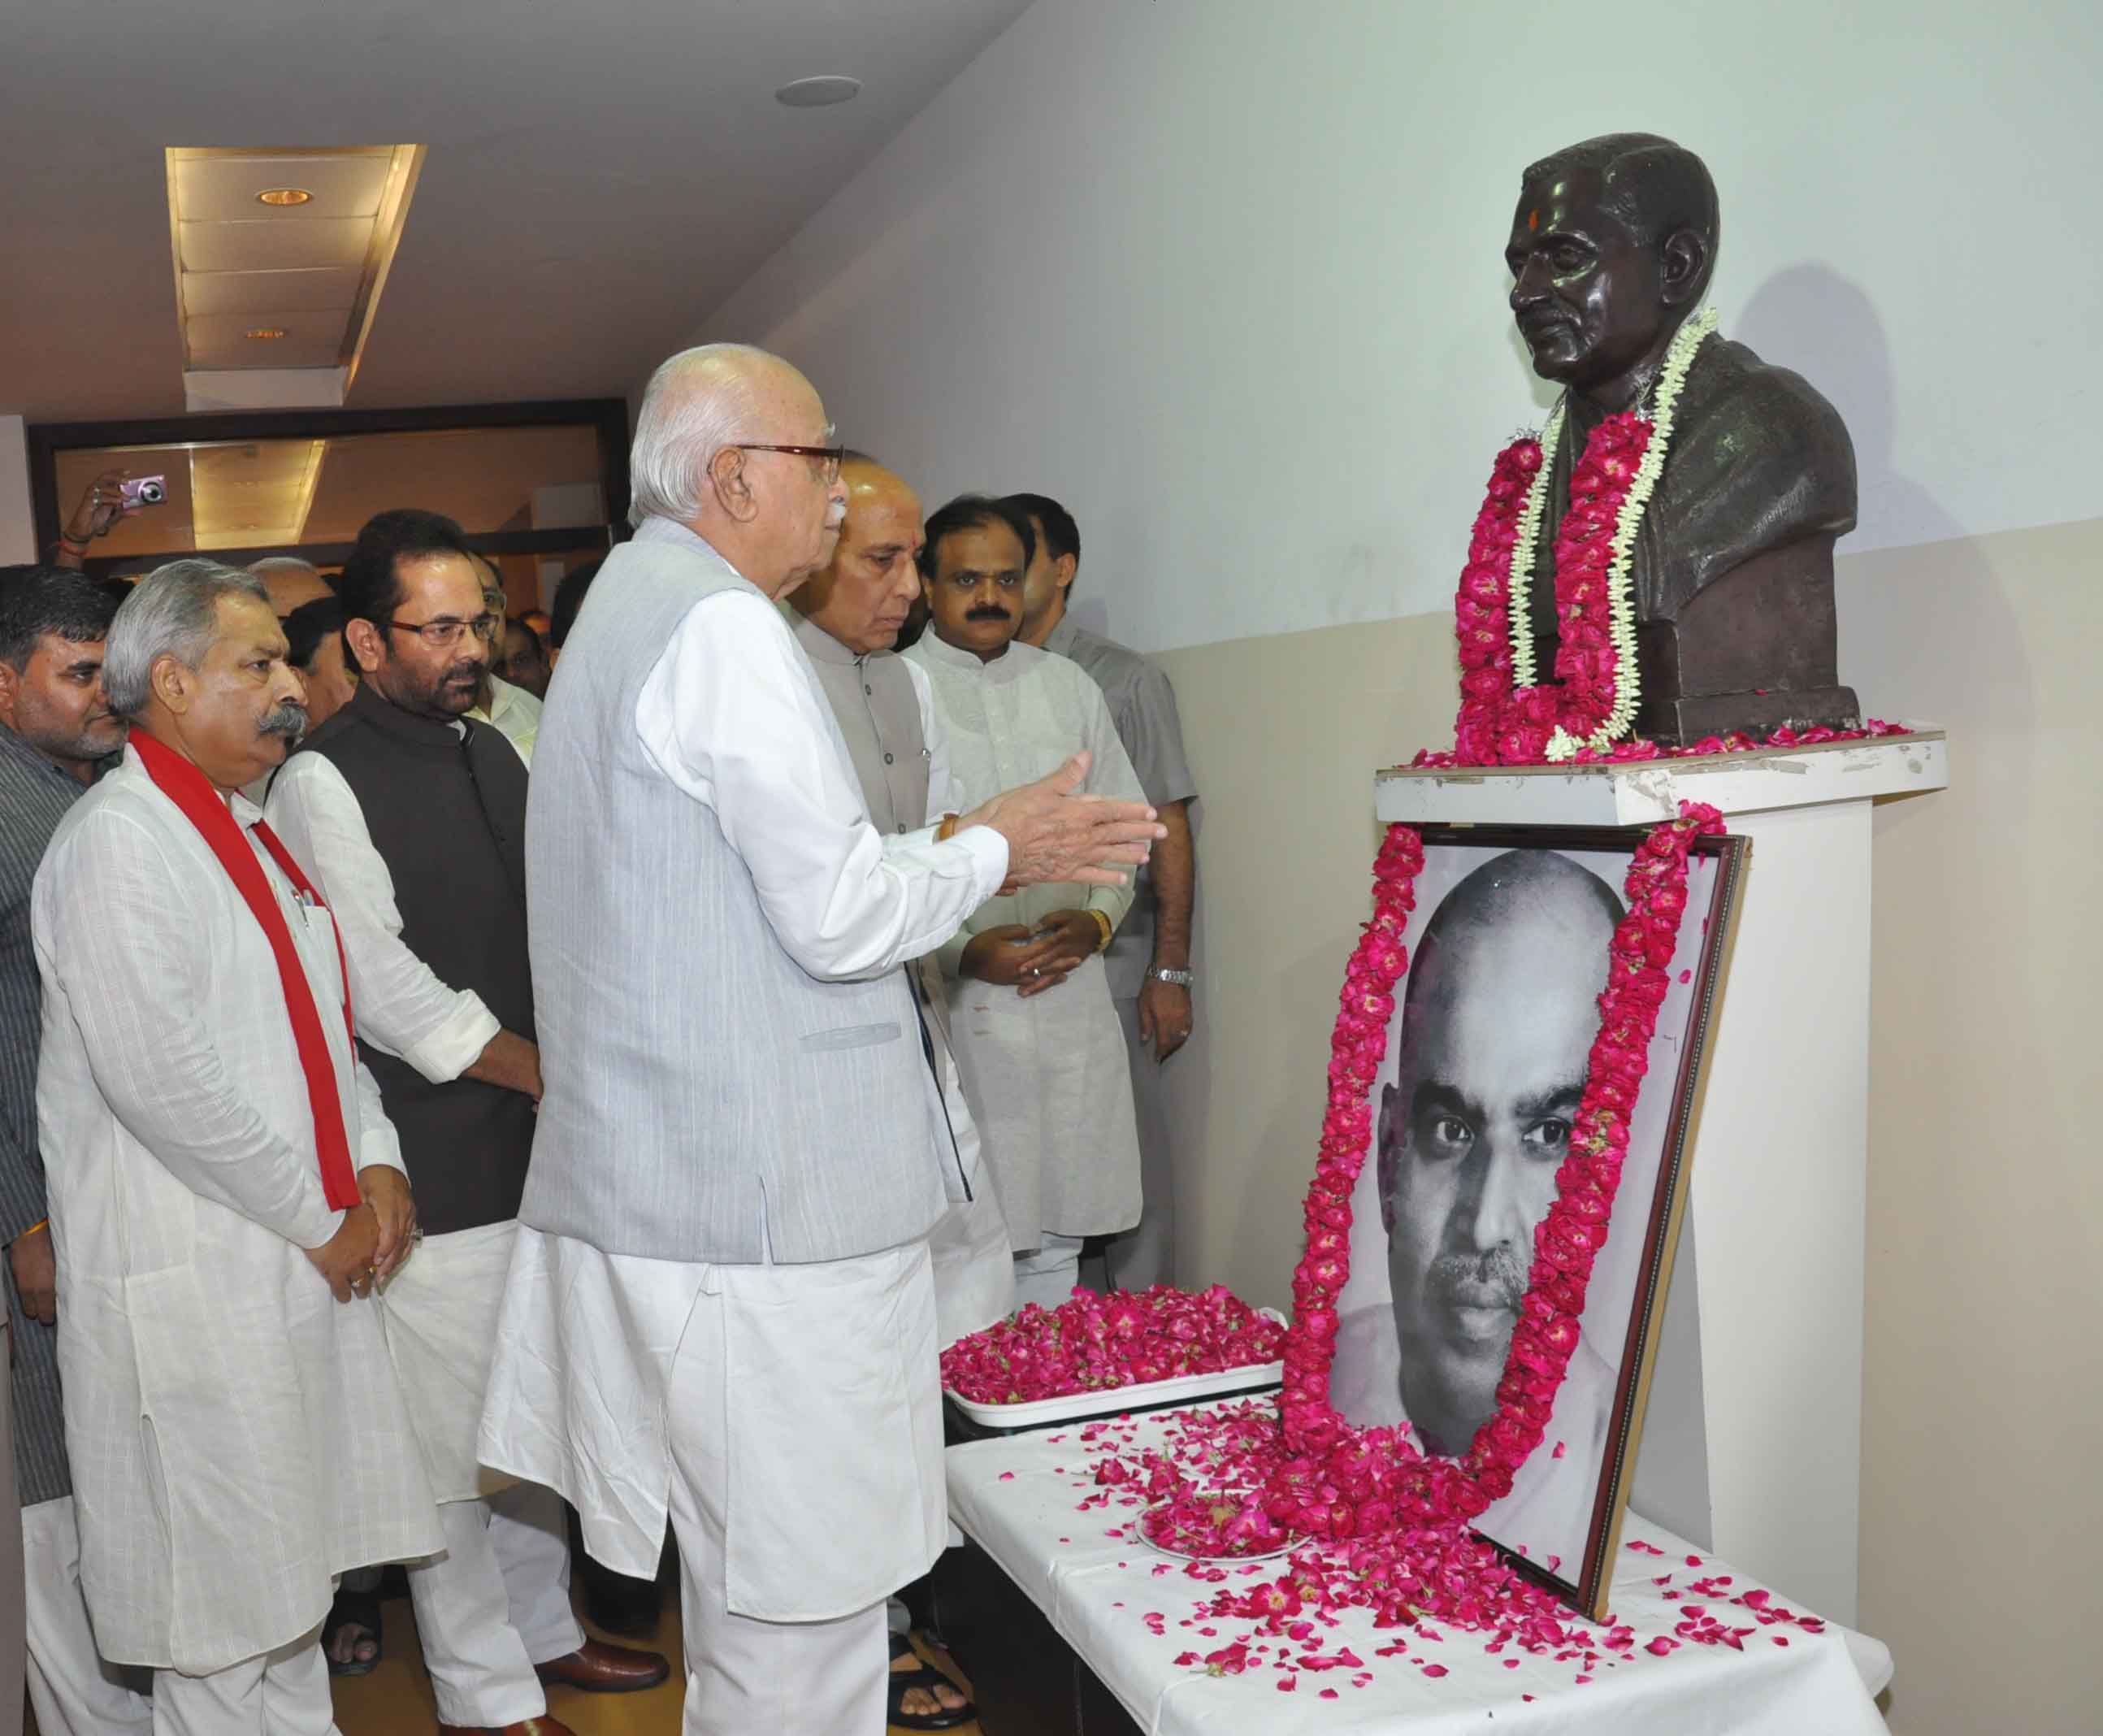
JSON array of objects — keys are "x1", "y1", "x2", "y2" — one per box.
[
  {"x1": 1270, "y1": 803, "x2": 1724, "y2": 1541},
  {"x1": 1451, "y1": 419, "x2": 1651, "y2": 766}
]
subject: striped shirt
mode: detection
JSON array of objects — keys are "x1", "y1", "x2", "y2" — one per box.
[{"x1": 0, "y1": 720, "x2": 101, "y2": 1506}]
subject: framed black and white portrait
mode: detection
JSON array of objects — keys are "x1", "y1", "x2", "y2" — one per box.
[{"x1": 1326, "y1": 824, "x2": 1745, "y2": 1616}]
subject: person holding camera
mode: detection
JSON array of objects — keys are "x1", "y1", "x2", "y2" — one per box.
[{"x1": 48, "y1": 470, "x2": 163, "y2": 571}]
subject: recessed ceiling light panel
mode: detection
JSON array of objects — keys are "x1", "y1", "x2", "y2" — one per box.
[
  {"x1": 245, "y1": 328, "x2": 287, "y2": 340},
  {"x1": 774, "y1": 75, "x2": 861, "y2": 108},
  {"x1": 256, "y1": 187, "x2": 313, "y2": 206}
]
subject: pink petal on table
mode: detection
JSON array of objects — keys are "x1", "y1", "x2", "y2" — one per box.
[
  {"x1": 1552, "y1": 1441, "x2": 1567, "y2": 1460},
  {"x1": 1320, "y1": 1687, "x2": 1339, "y2": 1699},
  {"x1": 1645, "y1": 1637, "x2": 1678, "y2": 1656},
  {"x1": 1422, "y1": 1664, "x2": 1449, "y2": 1678},
  {"x1": 1277, "y1": 1677, "x2": 1297, "y2": 1693},
  {"x1": 998, "y1": 1472, "x2": 1015, "y2": 1481},
  {"x1": 1685, "y1": 1555, "x2": 1704, "y2": 1567}
]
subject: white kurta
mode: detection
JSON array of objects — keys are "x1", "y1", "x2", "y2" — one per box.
[
  {"x1": 904, "y1": 632, "x2": 1147, "y2": 1249},
  {"x1": 480, "y1": 581, "x2": 1008, "y2": 1621},
  {"x1": 30, "y1": 747, "x2": 442, "y2": 1675}
]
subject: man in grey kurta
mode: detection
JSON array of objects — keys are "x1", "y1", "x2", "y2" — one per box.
[
  {"x1": 1012, "y1": 494, "x2": 1199, "y2": 1289},
  {"x1": 0, "y1": 566, "x2": 142, "y2": 1734},
  {"x1": 905, "y1": 497, "x2": 1148, "y2": 1309},
  {"x1": 788, "y1": 456, "x2": 1012, "y2": 1729}
]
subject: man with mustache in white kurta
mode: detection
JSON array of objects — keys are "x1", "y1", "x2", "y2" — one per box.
[{"x1": 33, "y1": 560, "x2": 441, "y2": 1734}]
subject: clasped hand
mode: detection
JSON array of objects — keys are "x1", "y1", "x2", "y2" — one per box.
[
  {"x1": 962, "y1": 909, "x2": 1099, "y2": 998},
  {"x1": 304, "y1": 1165, "x2": 418, "y2": 1302}
]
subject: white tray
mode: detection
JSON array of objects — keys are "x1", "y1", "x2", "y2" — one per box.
[{"x1": 944, "y1": 1309, "x2": 1286, "y2": 1434}]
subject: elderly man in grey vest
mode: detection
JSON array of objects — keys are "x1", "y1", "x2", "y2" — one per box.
[{"x1": 478, "y1": 344, "x2": 1163, "y2": 1736}]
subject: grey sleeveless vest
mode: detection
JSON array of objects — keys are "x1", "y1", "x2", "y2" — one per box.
[
  {"x1": 519, "y1": 519, "x2": 950, "y2": 1265},
  {"x1": 790, "y1": 613, "x2": 956, "y2": 1052}
]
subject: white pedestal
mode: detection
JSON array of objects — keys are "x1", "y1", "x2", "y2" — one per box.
[{"x1": 1373, "y1": 731, "x2": 1947, "y2": 1626}]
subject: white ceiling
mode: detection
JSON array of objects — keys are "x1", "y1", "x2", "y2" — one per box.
[{"x1": 0, "y1": 0, "x2": 1034, "y2": 421}]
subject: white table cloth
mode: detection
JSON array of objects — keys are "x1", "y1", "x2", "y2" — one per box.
[{"x1": 947, "y1": 1403, "x2": 1892, "y2": 1734}]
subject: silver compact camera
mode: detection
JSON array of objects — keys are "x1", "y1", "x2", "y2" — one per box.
[{"x1": 120, "y1": 475, "x2": 167, "y2": 509}]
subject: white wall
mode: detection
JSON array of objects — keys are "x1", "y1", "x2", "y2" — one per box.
[
  {"x1": 0, "y1": 415, "x2": 36, "y2": 563},
  {"x1": 700, "y1": 0, "x2": 2103, "y2": 654}
]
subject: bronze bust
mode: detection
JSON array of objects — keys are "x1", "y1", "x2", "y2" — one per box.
[{"x1": 1507, "y1": 133, "x2": 1860, "y2": 742}]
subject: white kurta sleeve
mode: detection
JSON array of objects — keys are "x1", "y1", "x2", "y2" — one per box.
[
  {"x1": 1078, "y1": 679, "x2": 1145, "y2": 935},
  {"x1": 635, "y1": 590, "x2": 1008, "y2": 982},
  {"x1": 265, "y1": 753, "x2": 500, "y2": 1082},
  {"x1": 42, "y1": 809, "x2": 342, "y2": 1250},
  {"x1": 353, "y1": 1055, "x2": 407, "y2": 1176},
  {"x1": 905, "y1": 658, "x2": 956, "y2": 827}
]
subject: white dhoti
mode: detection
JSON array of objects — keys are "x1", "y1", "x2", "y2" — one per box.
[
  {"x1": 379, "y1": 1217, "x2": 582, "y2": 1725},
  {"x1": 481, "y1": 1225, "x2": 945, "y2": 1736}
]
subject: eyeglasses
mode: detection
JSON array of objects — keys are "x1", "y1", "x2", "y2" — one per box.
[
  {"x1": 386, "y1": 612, "x2": 501, "y2": 649},
  {"x1": 732, "y1": 442, "x2": 847, "y2": 483}
]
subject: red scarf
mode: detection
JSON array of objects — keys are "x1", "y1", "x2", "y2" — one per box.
[{"x1": 130, "y1": 731, "x2": 362, "y2": 1211}]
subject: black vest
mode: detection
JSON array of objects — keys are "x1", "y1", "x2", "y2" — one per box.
[{"x1": 296, "y1": 683, "x2": 536, "y2": 1235}]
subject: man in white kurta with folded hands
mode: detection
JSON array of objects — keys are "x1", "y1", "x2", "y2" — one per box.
[
  {"x1": 32, "y1": 559, "x2": 443, "y2": 1734},
  {"x1": 477, "y1": 343, "x2": 1164, "y2": 1736}
]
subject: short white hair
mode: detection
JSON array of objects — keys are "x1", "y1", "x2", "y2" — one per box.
[
  {"x1": 104, "y1": 559, "x2": 268, "y2": 719},
  {"x1": 627, "y1": 343, "x2": 782, "y2": 527}
]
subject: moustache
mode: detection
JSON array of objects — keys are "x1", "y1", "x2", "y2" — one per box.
[
  {"x1": 258, "y1": 700, "x2": 309, "y2": 741},
  {"x1": 1425, "y1": 1245, "x2": 1527, "y2": 1314},
  {"x1": 965, "y1": 607, "x2": 1012, "y2": 622},
  {"x1": 441, "y1": 661, "x2": 483, "y2": 685}
]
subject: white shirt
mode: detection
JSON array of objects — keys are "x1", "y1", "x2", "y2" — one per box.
[
  {"x1": 31, "y1": 747, "x2": 442, "y2": 1673},
  {"x1": 265, "y1": 750, "x2": 500, "y2": 1083},
  {"x1": 1333, "y1": 1301, "x2": 1615, "y2": 1581},
  {"x1": 481, "y1": 571, "x2": 1007, "y2": 1609},
  {"x1": 466, "y1": 674, "x2": 540, "y2": 768}
]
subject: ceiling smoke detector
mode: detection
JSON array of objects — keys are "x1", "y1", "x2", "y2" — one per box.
[{"x1": 774, "y1": 75, "x2": 861, "y2": 109}]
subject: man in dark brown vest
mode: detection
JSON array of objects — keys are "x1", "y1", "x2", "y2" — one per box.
[{"x1": 267, "y1": 509, "x2": 667, "y2": 1736}]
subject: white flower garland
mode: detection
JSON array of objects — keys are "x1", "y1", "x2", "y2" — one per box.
[
  {"x1": 1505, "y1": 306, "x2": 1721, "y2": 762},
  {"x1": 1504, "y1": 402, "x2": 1563, "y2": 692}
]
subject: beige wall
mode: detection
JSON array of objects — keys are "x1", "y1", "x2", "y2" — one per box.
[{"x1": 1148, "y1": 517, "x2": 2103, "y2": 1734}]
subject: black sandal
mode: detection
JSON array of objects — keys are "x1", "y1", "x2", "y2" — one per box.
[
  {"x1": 322, "y1": 1583, "x2": 383, "y2": 1677},
  {"x1": 888, "y1": 1630, "x2": 975, "y2": 1731}
]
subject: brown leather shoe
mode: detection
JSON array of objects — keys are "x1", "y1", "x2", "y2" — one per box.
[
  {"x1": 436, "y1": 1719, "x2": 579, "y2": 1735},
  {"x1": 533, "y1": 1638, "x2": 672, "y2": 1694}
]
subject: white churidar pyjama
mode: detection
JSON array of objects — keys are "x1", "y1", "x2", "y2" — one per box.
[
  {"x1": 22, "y1": 1494, "x2": 153, "y2": 1735},
  {"x1": 150, "y1": 1627, "x2": 336, "y2": 1736}
]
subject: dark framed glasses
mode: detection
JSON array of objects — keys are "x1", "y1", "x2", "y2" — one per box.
[
  {"x1": 732, "y1": 442, "x2": 847, "y2": 483},
  {"x1": 386, "y1": 612, "x2": 502, "y2": 649}
]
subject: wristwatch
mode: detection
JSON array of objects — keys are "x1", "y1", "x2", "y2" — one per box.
[{"x1": 1149, "y1": 967, "x2": 1195, "y2": 987}]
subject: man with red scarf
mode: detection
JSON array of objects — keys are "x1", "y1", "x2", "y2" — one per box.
[{"x1": 31, "y1": 558, "x2": 442, "y2": 1732}]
